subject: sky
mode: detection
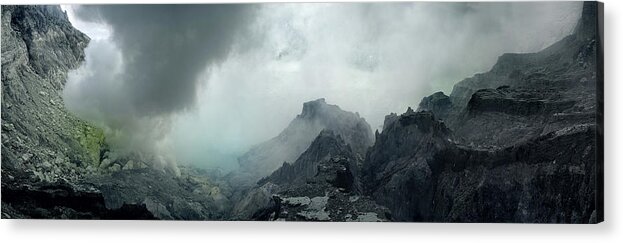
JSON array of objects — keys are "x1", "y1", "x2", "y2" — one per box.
[{"x1": 61, "y1": 2, "x2": 582, "y2": 170}]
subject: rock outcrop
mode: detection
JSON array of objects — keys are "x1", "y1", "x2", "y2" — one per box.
[
  {"x1": 364, "y1": 108, "x2": 598, "y2": 222},
  {"x1": 2, "y1": 3, "x2": 602, "y2": 223},
  {"x1": 233, "y1": 130, "x2": 389, "y2": 221},
  {"x1": 258, "y1": 130, "x2": 359, "y2": 188},
  {"x1": 417, "y1": 91, "x2": 452, "y2": 120},
  {"x1": 1, "y1": 5, "x2": 102, "y2": 183},
  {"x1": 1, "y1": 172, "x2": 155, "y2": 219},
  {"x1": 366, "y1": 2, "x2": 602, "y2": 223},
  {"x1": 230, "y1": 98, "x2": 374, "y2": 190},
  {"x1": 363, "y1": 110, "x2": 456, "y2": 221}
]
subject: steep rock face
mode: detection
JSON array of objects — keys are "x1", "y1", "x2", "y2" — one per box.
[
  {"x1": 1, "y1": 5, "x2": 104, "y2": 183},
  {"x1": 417, "y1": 92, "x2": 452, "y2": 120},
  {"x1": 453, "y1": 86, "x2": 585, "y2": 147},
  {"x1": 233, "y1": 130, "x2": 389, "y2": 221},
  {"x1": 467, "y1": 87, "x2": 575, "y2": 116},
  {"x1": 365, "y1": 112, "x2": 598, "y2": 223},
  {"x1": 258, "y1": 130, "x2": 359, "y2": 189},
  {"x1": 0, "y1": 6, "x2": 113, "y2": 219},
  {"x1": 372, "y1": 2, "x2": 601, "y2": 223},
  {"x1": 232, "y1": 98, "x2": 374, "y2": 187},
  {"x1": 363, "y1": 109, "x2": 456, "y2": 221},
  {"x1": 447, "y1": 2, "x2": 600, "y2": 149},
  {"x1": 439, "y1": 2, "x2": 600, "y2": 141},
  {"x1": 429, "y1": 124, "x2": 597, "y2": 223}
]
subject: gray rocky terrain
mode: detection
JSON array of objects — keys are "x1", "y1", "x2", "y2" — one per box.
[
  {"x1": 364, "y1": 2, "x2": 602, "y2": 222},
  {"x1": 1, "y1": 3, "x2": 602, "y2": 223},
  {"x1": 233, "y1": 130, "x2": 389, "y2": 221}
]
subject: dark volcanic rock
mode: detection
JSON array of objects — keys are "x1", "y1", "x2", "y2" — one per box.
[
  {"x1": 2, "y1": 3, "x2": 602, "y2": 223},
  {"x1": 454, "y1": 86, "x2": 582, "y2": 147},
  {"x1": 417, "y1": 91, "x2": 452, "y2": 120},
  {"x1": 466, "y1": 87, "x2": 575, "y2": 117},
  {"x1": 233, "y1": 130, "x2": 389, "y2": 221},
  {"x1": 364, "y1": 111, "x2": 598, "y2": 223},
  {"x1": 258, "y1": 130, "x2": 359, "y2": 189},
  {"x1": 1, "y1": 171, "x2": 155, "y2": 219},
  {"x1": 445, "y1": 2, "x2": 600, "y2": 148},
  {"x1": 430, "y1": 124, "x2": 598, "y2": 223},
  {"x1": 362, "y1": 2, "x2": 602, "y2": 223},
  {"x1": 363, "y1": 109, "x2": 456, "y2": 221},
  {"x1": 2, "y1": 160, "x2": 231, "y2": 220}
]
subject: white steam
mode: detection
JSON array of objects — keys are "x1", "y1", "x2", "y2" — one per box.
[{"x1": 62, "y1": 3, "x2": 583, "y2": 171}]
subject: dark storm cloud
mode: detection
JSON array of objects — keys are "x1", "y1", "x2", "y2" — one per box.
[{"x1": 72, "y1": 4, "x2": 255, "y2": 116}]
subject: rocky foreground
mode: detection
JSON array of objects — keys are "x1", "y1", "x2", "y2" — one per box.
[{"x1": 1, "y1": 3, "x2": 602, "y2": 223}]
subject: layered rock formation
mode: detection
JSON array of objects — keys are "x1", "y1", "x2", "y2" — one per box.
[
  {"x1": 364, "y1": 108, "x2": 598, "y2": 222},
  {"x1": 364, "y1": 2, "x2": 602, "y2": 223}
]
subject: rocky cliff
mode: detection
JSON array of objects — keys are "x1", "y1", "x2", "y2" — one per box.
[
  {"x1": 364, "y1": 1, "x2": 602, "y2": 223},
  {"x1": 1, "y1": 5, "x2": 99, "y2": 183},
  {"x1": 1, "y1": 3, "x2": 602, "y2": 223}
]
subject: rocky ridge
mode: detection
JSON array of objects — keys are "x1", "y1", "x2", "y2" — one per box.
[
  {"x1": 1, "y1": 3, "x2": 602, "y2": 223},
  {"x1": 364, "y1": 2, "x2": 602, "y2": 222}
]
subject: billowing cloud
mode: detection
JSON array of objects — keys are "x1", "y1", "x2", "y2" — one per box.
[
  {"x1": 68, "y1": 5, "x2": 255, "y2": 116},
  {"x1": 62, "y1": 3, "x2": 582, "y2": 171},
  {"x1": 62, "y1": 5, "x2": 256, "y2": 165}
]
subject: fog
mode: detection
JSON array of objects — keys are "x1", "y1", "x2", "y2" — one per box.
[{"x1": 62, "y1": 2, "x2": 582, "y2": 171}]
